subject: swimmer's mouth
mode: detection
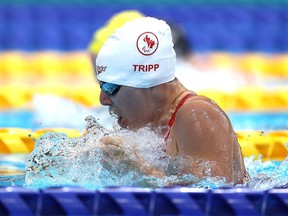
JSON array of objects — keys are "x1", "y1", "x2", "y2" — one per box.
[
  {"x1": 109, "y1": 107, "x2": 126, "y2": 128},
  {"x1": 109, "y1": 107, "x2": 121, "y2": 120},
  {"x1": 117, "y1": 116, "x2": 123, "y2": 126}
]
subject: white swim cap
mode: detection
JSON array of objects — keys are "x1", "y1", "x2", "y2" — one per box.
[{"x1": 95, "y1": 17, "x2": 176, "y2": 88}]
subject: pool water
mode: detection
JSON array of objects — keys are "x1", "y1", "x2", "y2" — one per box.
[
  {"x1": 0, "y1": 101, "x2": 287, "y2": 190},
  {"x1": 0, "y1": 107, "x2": 287, "y2": 215},
  {"x1": 0, "y1": 120, "x2": 287, "y2": 191},
  {"x1": 0, "y1": 154, "x2": 287, "y2": 190},
  {"x1": 1, "y1": 110, "x2": 288, "y2": 131}
]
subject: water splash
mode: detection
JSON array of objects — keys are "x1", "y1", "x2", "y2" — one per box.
[
  {"x1": 25, "y1": 115, "x2": 170, "y2": 189},
  {"x1": 245, "y1": 155, "x2": 288, "y2": 190},
  {"x1": 24, "y1": 115, "x2": 288, "y2": 190}
]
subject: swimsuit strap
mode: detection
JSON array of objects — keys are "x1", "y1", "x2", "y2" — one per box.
[{"x1": 164, "y1": 93, "x2": 194, "y2": 141}]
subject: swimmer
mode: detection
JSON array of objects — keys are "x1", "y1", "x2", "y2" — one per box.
[{"x1": 94, "y1": 17, "x2": 249, "y2": 185}]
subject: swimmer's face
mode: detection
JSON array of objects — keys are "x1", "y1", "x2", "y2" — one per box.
[{"x1": 99, "y1": 86, "x2": 152, "y2": 130}]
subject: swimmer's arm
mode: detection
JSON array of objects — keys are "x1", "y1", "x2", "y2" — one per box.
[
  {"x1": 132, "y1": 148, "x2": 166, "y2": 178},
  {"x1": 173, "y1": 99, "x2": 234, "y2": 181},
  {"x1": 100, "y1": 135, "x2": 165, "y2": 178}
]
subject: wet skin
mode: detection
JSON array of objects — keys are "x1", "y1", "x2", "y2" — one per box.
[{"x1": 99, "y1": 79, "x2": 247, "y2": 184}]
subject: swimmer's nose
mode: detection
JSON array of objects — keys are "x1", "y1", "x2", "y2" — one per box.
[{"x1": 99, "y1": 90, "x2": 112, "y2": 106}]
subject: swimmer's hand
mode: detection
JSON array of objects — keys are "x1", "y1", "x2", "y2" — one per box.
[
  {"x1": 99, "y1": 135, "x2": 126, "y2": 158},
  {"x1": 99, "y1": 135, "x2": 165, "y2": 178},
  {"x1": 100, "y1": 135, "x2": 123, "y2": 147}
]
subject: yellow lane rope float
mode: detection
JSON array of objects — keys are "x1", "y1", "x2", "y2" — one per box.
[
  {"x1": 0, "y1": 128, "x2": 82, "y2": 154},
  {"x1": 0, "y1": 128, "x2": 34, "y2": 153},
  {"x1": 0, "y1": 52, "x2": 288, "y2": 80},
  {"x1": 0, "y1": 84, "x2": 287, "y2": 111},
  {"x1": 237, "y1": 130, "x2": 288, "y2": 161}
]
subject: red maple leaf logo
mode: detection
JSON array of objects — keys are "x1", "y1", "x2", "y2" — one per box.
[{"x1": 143, "y1": 34, "x2": 155, "y2": 48}]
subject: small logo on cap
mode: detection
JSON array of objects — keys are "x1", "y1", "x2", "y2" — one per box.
[
  {"x1": 136, "y1": 32, "x2": 159, "y2": 56},
  {"x1": 96, "y1": 65, "x2": 107, "y2": 75}
]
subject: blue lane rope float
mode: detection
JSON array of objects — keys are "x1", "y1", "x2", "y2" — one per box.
[{"x1": 0, "y1": 187, "x2": 287, "y2": 215}]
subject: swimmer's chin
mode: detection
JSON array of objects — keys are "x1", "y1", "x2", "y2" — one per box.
[{"x1": 118, "y1": 116, "x2": 128, "y2": 129}]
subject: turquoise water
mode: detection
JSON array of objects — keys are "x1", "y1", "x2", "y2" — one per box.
[
  {"x1": 1, "y1": 109, "x2": 287, "y2": 131},
  {"x1": 0, "y1": 155, "x2": 287, "y2": 190},
  {"x1": 0, "y1": 115, "x2": 287, "y2": 191}
]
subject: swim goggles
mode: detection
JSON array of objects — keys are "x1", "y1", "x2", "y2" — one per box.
[{"x1": 99, "y1": 81, "x2": 121, "y2": 96}]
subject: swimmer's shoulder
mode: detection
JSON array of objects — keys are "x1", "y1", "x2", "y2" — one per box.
[
  {"x1": 176, "y1": 92, "x2": 229, "y2": 124},
  {"x1": 173, "y1": 92, "x2": 229, "y2": 155},
  {"x1": 183, "y1": 92, "x2": 222, "y2": 112}
]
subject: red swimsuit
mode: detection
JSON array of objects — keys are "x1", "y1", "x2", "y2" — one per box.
[{"x1": 164, "y1": 93, "x2": 194, "y2": 141}]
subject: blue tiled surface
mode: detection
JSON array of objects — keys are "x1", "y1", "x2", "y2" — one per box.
[{"x1": 0, "y1": 5, "x2": 287, "y2": 52}]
